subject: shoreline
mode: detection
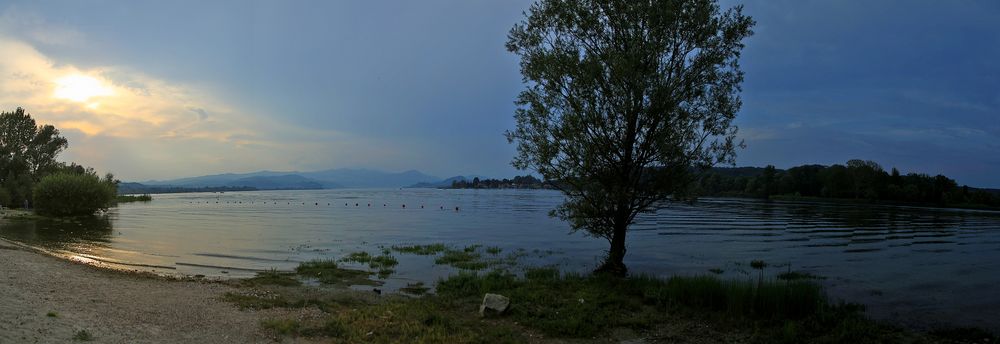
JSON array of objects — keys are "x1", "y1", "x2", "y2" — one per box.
[
  {"x1": 2, "y1": 237, "x2": 996, "y2": 343},
  {"x1": 0, "y1": 238, "x2": 278, "y2": 343}
]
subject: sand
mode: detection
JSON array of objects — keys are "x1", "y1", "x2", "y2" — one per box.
[{"x1": 0, "y1": 238, "x2": 282, "y2": 344}]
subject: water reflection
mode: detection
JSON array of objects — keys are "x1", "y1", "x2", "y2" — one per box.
[
  {"x1": 1, "y1": 191, "x2": 998, "y2": 332},
  {"x1": 1, "y1": 215, "x2": 114, "y2": 249}
]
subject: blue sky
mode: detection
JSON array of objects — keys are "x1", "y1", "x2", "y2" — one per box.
[{"x1": 1, "y1": 1, "x2": 997, "y2": 187}]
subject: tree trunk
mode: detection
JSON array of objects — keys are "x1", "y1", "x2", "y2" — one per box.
[{"x1": 595, "y1": 220, "x2": 628, "y2": 277}]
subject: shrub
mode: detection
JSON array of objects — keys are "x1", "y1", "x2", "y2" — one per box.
[{"x1": 33, "y1": 172, "x2": 115, "y2": 216}]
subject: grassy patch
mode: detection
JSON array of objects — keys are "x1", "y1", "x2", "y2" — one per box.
[
  {"x1": 72, "y1": 330, "x2": 94, "y2": 341},
  {"x1": 486, "y1": 246, "x2": 503, "y2": 255},
  {"x1": 266, "y1": 298, "x2": 524, "y2": 342},
  {"x1": 391, "y1": 243, "x2": 448, "y2": 255},
  {"x1": 46, "y1": 311, "x2": 58, "y2": 317},
  {"x1": 435, "y1": 250, "x2": 488, "y2": 270},
  {"x1": 245, "y1": 269, "x2": 301, "y2": 286},
  {"x1": 225, "y1": 262, "x2": 986, "y2": 343},
  {"x1": 261, "y1": 318, "x2": 301, "y2": 335},
  {"x1": 295, "y1": 260, "x2": 377, "y2": 286},
  {"x1": 342, "y1": 251, "x2": 373, "y2": 264},
  {"x1": 436, "y1": 269, "x2": 831, "y2": 338},
  {"x1": 342, "y1": 252, "x2": 399, "y2": 278}
]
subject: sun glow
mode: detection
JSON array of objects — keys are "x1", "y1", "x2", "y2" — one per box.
[{"x1": 53, "y1": 74, "x2": 114, "y2": 102}]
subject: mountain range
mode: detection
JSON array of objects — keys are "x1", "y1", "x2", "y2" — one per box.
[{"x1": 132, "y1": 168, "x2": 469, "y2": 191}]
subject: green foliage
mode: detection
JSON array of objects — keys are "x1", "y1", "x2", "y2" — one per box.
[
  {"x1": 115, "y1": 194, "x2": 152, "y2": 203},
  {"x1": 341, "y1": 251, "x2": 399, "y2": 278},
  {"x1": 437, "y1": 270, "x2": 825, "y2": 337},
  {"x1": 449, "y1": 175, "x2": 547, "y2": 189},
  {"x1": 435, "y1": 249, "x2": 488, "y2": 270},
  {"x1": 261, "y1": 318, "x2": 301, "y2": 335},
  {"x1": 0, "y1": 108, "x2": 70, "y2": 207},
  {"x1": 695, "y1": 160, "x2": 1000, "y2": 208},
  {"x1": 33, "y1": 172, "x2": 116, "y2": 216},
  {"x1": 228, "y1": 263, "x2": 982, "y2": 343},
  {"x1": 505, "y1": 0, "x2": 754, "y2": 274}
]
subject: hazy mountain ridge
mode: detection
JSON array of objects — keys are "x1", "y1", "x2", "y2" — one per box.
[{"x1": 138, "y1": 168, "x2": 439, "y2": 189}]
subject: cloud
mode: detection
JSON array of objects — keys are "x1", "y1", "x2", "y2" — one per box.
[
  {"x1": 188, "y1": 107, "x2": 209, "y2": 121},
  {"x1": 0, "y1": 36, "x2": 382, "y2": 180}
]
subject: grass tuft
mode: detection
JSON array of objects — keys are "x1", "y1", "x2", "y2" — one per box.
[
  {"x1": 261, "y1": 318, "x2": 301, "y2": 335},
  {"x1": 391, "y1": 243, "x2": 448, "y2": 255},
  {"x1": 435, "y1": 250, "x2": 488, "y2": 270}
]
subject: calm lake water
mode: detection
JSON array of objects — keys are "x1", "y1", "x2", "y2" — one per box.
[{"x1": 1, "y1": 189, "x2": 998, "y2": 331}]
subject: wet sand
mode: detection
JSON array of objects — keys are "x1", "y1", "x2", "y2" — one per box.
[{"x1": 0, "y1": 238, "x2": 280, "y2": 344}]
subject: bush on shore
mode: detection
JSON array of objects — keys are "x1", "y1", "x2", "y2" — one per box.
[{"x1": 33, "y1": 172, "x2": 116, "y2": 216}]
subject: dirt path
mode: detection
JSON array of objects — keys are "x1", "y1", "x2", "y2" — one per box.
[{"x1": 0, "y1": 239, "x2": 279, "y2": 344}]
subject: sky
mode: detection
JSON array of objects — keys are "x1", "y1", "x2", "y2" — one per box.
[{"x1": 0, "y1": 1, "x2": 997, "y2": 187}]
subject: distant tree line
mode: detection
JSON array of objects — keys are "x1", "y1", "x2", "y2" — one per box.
[
  {"x1": 0, "y1": 108, "x2": 117, "y2": 215},
  {"x1": 449, "y1": 175, "x2": 552, "y2": 189},
  {"x1": 694, "y1": 159, "x2": 1000, "y2": 209},
  {"x1": 117, "y1": 183, "x2": 257, "y2": 195}
]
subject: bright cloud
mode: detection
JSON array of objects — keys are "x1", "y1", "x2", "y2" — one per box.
[
  {"x1": 0, "y1": 37, "x2": 379, "y2": 180},
  {"x1": 53, "y1": 74, "x2": 114, "y2": 102}
]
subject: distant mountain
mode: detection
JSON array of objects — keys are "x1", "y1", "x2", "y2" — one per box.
[
  {"x1": 299, "y1": 168, "x2": 439, "y2": 188},
  {"x1": 225, "y1": 174, "x2": 330, "y2": 190},
  {"x1": 117, "y1": 182, "x2": 257, "y2": 195},
  {"x1": 137, "y1": 168, "x2": 440, "y2": 189}
]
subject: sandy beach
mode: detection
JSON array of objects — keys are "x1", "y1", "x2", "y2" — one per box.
[{"x1": 0, "y1": 239, "x2": 280, "y2": 344}]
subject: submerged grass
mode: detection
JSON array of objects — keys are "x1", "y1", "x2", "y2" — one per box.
[
  {"x1": 244, "y1": 269, "x2": 301, "y2": 287},
  {"x1": 294, "y1": 260, "x2": 377, "y2": 286},
  {"x1": 435, "y1": 250, "x2": 488, "y2": 270},
  {"x1": 392, "y1": 243, "x2": 448, "y2": 255},
  {"x1": 341, "y1": 251, "x2": 399, "y2": 278}
]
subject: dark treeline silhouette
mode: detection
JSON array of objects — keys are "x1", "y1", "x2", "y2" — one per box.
[
  {"x1": 449, "y1": 175, "x2": 551, "y2": 189},
  {"x1": 0, "y1": 108, "x2": 118, "y2": 210},
  {"x1": 117, "y1": 182, "x2": 257, "y2": 195},
  {"x1": 695, "y1": 159, "x2": 1000, "y2": 209}
]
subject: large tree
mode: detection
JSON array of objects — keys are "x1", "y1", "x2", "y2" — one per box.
[
  {"x1": 0, "y1": 108, "x2": 69, "y2": 205},
  {"x1": 506, "y1": 0, "x2": 754, "y2": 275}
]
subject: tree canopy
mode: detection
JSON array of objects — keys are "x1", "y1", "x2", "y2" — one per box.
[
  {"x1": 506, "y1": 0, "x2": 754, "y2": 275},
  {"x1": 0, "y1": 108, "x2": 69, "y2": 205},
  {"x1": 695, "y1": 160, "x2": 1000, "y2": 209}
]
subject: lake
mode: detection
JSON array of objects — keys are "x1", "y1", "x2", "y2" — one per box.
[{"x1": 1, "y1": 188, "x2": 998, "y2": 331}]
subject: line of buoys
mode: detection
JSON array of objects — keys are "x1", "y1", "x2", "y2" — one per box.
[{"x1": 190, "y1": 199, "x2": 461, "y2": 211}]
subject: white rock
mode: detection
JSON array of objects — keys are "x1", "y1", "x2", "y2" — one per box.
[{"x1": 479, "y1": 293, "x2": 510, "y2": 317}]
